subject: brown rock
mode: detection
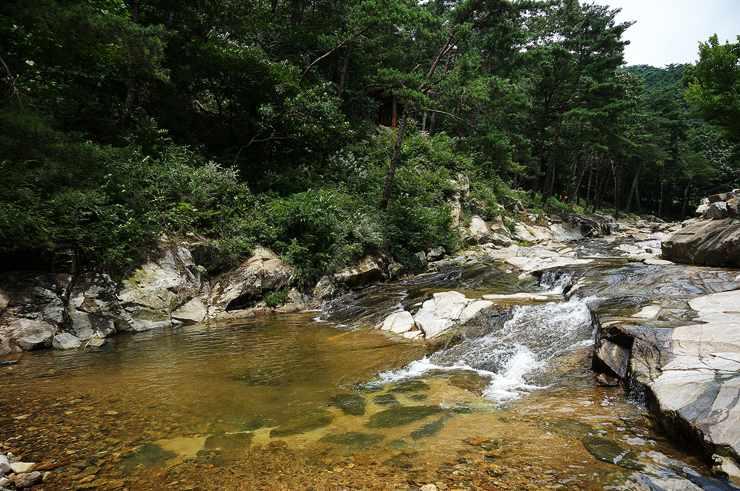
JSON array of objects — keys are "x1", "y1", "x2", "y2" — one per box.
[{"x1": 11, "y1": 471, "x2": 43, "y2": 489}]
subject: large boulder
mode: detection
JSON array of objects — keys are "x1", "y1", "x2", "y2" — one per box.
[
  {"x1": 468, "y1": 215, "x2": 490, "y2": 243},
  {"x1": 705, "y1": 202, "x2": 729, "y2": 219},
  {"x1": 0, "y1": 273, "x2": 68, "y2": 354},
  {"x1": 8, "y1": 318, "x2": 56, "y2": 351},
  {"x1": 512, "y1": 223, "x2": 553, "y2": 243},
  {"x1": 413, "y1": 291, "x2": 492, "y2": 339},
  {"x1": 171, "y1": 297, "x2": 207, "y2": 323},
  {"x1": 119, "y1": 243, "x2": 203, "y2": 330},
  {"x1": 380, "y1": 311, "x2": 418, "y2": 337},
  {"x1": 210, "y1": 247, "x2": 294, "y2": 311},
  {"x1": 52, "y1": 332, "x2": 82, "y2": 350},
  {"x1": 67, "y1": 273, "x2": 121, "y2": 339},
  {"x1": 662, "y1": 218, "x2": 740, "y2": 267},
  {"x1": 466, "y1": 216, "x2": 512, "y2": 247},
  {"x1": 448, "y1": 174, "x2": 470, "y2": 228}
]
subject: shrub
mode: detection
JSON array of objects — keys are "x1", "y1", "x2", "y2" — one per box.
[
  {"x1": 264, "y1": 289, "x2": 289, "y2": 308},
  {"x1": 264, "y1": 189, "x2": 383, "y2": 283}
]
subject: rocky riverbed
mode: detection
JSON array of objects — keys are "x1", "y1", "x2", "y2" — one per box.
[{"x1": 1, "y1": 212, "x2": 739, "y2": 489}]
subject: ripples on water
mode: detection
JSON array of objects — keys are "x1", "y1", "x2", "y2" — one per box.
[{"x1": 376, "y1": 297, "x2": 596, "y2": 402}]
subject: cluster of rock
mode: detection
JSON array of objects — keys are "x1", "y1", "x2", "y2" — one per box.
[
  {"x1": 464, "y1": 212, "x2": 614, "y2": 249},
  {"x1": 593, "y1": 291, "x2": 740, "y2": 484},
  {"x1": 0, "y1": 453, "x2": 43, "y2": 489},
  {"x1": 662, "y1": 190, "x2": 740, "y2": 267},
  {"x1": 0, "y1": 239, "x2": 442, "y2": 356},
  {"x1": 380, "y1": 292, "x2": 494, "y2": 340},
  {"x1": 0, "y1": 243, "x2": 300, "y2": 356},
  {"x1": 695, "y1": 190, "x2": 739, "y2": 219}
]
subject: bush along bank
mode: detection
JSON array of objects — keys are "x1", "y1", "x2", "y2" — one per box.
[{"x1": 0, "y1": 167, "x2": 614, "y2": 357}]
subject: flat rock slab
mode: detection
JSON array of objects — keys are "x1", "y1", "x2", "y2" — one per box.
[{"x1": 645, "y1": 289, "x2": 740, "y2": 465}]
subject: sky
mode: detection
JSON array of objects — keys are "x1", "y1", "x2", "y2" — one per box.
[{"x1": 591, "y1": 0, "x2": 740, "y2": 67}]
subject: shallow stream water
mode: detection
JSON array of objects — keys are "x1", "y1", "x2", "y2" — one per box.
[{"x1": 1, "y1": 238, "x2": 738, "y2": 490}]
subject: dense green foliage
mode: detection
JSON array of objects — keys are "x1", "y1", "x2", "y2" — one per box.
[{"x1": 0, "y1": 0, "x2": 737, "y2": 278}]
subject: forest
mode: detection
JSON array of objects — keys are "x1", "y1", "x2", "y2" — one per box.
[{"x1": 1, "y1": 0, "x2": 738, "y2": 282}]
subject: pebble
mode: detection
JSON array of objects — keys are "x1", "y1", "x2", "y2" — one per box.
[
  {"x1": 421, "y1": 485, "x2": 438, "y2": 491},
  {"x1": 10, "y1": 471, "x2": 43, "y2": 488},
  {"x1": 0, "y1": 454, "x2": 10, "y2": 475},
  {"x1": 10, "y1": 462, "x2": 35, "y2": 473}
]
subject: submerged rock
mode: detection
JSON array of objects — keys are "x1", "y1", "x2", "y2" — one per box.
[
  {"x1": 121, "y1": 443, "x2": 177, "y2": 471},
  {"x1": 410, "y1": 417, "x2": 446, "y2": 440},
  {"x1": 366, "y1": 405, "x2": 442, "y2": 428},
  {"x1": 204, "y1": 432, "x2": 252, "y2": 451},
  {"x1": 320, "y1": 432, "x2": 384, "y2": 448},
  {"x1": 331, "y1": 393, "x2": 366, "y2": 416},
  {"x1": 373, "y1": 393, "x2": 401, "y2": 406},
  {"x1": 270, "y1": 409, "x2": 334, "y2": 437},
  {"x1": 390, "y1": 380, "x2": 430, "y2": 393},
  {"x1": 582, "y1": 436, "x2": 642, "y2": 470}
]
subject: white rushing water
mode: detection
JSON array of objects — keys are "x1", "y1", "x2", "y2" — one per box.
[{"x1": 376, "y1": 297, "x2": 596, "y2": 402}]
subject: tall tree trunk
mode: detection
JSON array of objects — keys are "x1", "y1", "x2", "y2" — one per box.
[
  {"x1": 380, "y1": 117, "x2": 407, "y2": 210},
  {"x1": 545, "y1": 160, "x2": 557, "y2": 199},
  {"x1": 391, "y1": 97, "x2": 398, "y2": 128},
  {"x1": 681, "y1": 184, "x2": 690, "y2": 217},
  {"x1": 337, "y1": 48, "x2": 350, "y2": 96},
  {"x1": 594, "y1": 169, "x2": 606, "y2": 212},
  {"x1": 611, "y1": 160, "x2": 620, "y2": 219},
  {"x1": 634, "y1": 181, "x2": 641, "y2": 214},
  {"x1": 626, "y1": 162, "x2": 642, "y2": 212}
]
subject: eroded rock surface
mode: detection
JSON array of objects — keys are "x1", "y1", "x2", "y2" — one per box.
[{"x1": 594, "y1": 289, "x2": 740, "y2": 480}]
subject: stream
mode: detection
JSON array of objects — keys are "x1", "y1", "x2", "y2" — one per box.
[{"x1": 1, "y1": 234, "x2": 739, "y2": 490}]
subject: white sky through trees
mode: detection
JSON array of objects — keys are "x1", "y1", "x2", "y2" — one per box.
[{"x1": 592, "y1": 0, "x2": 740, "y2": 67}]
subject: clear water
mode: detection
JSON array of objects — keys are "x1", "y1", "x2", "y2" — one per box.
[{"x1": 2, "y1": 252, "x2": 738, "y2": 489}]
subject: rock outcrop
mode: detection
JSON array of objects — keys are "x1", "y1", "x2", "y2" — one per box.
[
  {"x1": 662, "y1": 191, "x2": 740, "y2": 267},
  {"x1": 333, "y1": 255, "x2": 386, "y2": 287},
  {"x1": 209, "y1": 246, "x2": 293, "y2": 312},
  {"x1": 1, "y1": 242, "x2": 211, "y2": 355},
  {"x1": 120, "y1": 244, "x2": 204, "y2": 329},
  {"x1": 466, "y1": 215, "x2": 512, "y2": 246},
  {"x1": 593, "y1": 290, "x2": 740, "y2": 482},
  {"x1": 662, "y1": 218, "x2": 740, "y2": 267},
  {"x1": 0, "y1": 273, "x2": 69, "y2": 355}
]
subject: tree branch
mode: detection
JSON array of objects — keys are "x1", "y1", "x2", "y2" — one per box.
[{"x1": 301, "y1": 28, "x2": 367, "y2": 80}]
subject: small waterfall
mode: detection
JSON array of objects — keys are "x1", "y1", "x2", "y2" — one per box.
[
  {"x1": 376, "y1": 297, "x2": 596, "y2": 402},
  {"x1": 538, "y1": 270, "x2": 575, "y2": 295}
]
